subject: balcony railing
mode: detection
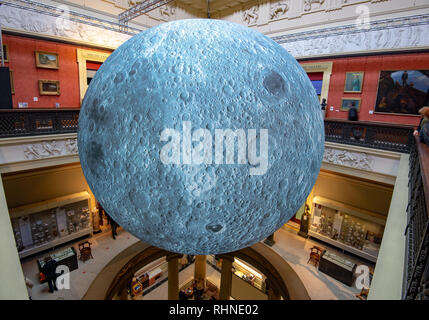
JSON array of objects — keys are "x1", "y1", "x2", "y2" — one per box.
[
  {"x1": 324, "y1": 119, "x2": 414, "y2": 153},
  {"x1": 403, "y1": 137, "x2": 429, "y2": 300},
  {"x1": 0, "y1": 110, "x2": 416, "y2": 154},
  {"x1": 0, "y1": 109, "x2": 80, "y2": 138}
]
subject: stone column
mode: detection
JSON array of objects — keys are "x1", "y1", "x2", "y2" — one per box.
[
  {"x1": 167, "y1": 253, "x2": 182, "y2": 300},
  {"x1": 264, "y1": 233, "x2": 275, "y2": 246},
  {"x1": 219, "y1": 255, "x2": 234, "y2": 300},
  {"x1": 194, "y1": 255, "x2": 207, "y2": 287},
  {"x1": 266, "y1": 278, "x2": 281, "y2": 300},
  {"x1": 119, "y1": 287, "x2": 129, "y2": 300}
]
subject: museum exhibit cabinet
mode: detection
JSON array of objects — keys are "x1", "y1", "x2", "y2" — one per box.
[
  {"x1": 231, "y1": 258, "x2": 269, "y2": 300},
  {"x1": 9, "y1": 191, "x2": 92, "y2": 258},
  {"x1": 132, "y1": 257, "x2": 167, "y2": 297},
  {"x1": 37, "y1": 246, "x2": 79, "y2": 277},
  {"x1": 319, "y1": 251, "x2": 356, "y2": 286},
  {"x1": 308, "y1": 196, "x2": 386, "y2": 262}
]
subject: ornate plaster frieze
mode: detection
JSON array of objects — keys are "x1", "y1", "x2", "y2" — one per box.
[
  {"x1": 242, "y1": 5, "x2": 260, "y2": 26},
  {"x1": 0, "y1": 134, "x2": 79, "y2": 173},
  {"x1": 23, "y1": 139, "x2": 78, "y2": 160},
  {"x1": 269, "y1": 2, "x2": 289, "y2": 20},
  {"x1": 0, "y1": 5, "x2": 131, "y2": 48},
  {"x1": 102, "y1": 0, "x2": 134, "y2": 10},
  {"x1": 276, "y1": 14, "x2": 429, "y2": 58},
  {"x1": 304, "y1": 0, "x2": 326, "y2": 12},
  {"x1": 325, "y1": 0, "x2": 347, "y2": 12},
  {"x1": 159, "y1": 3, "x2": 176, "y2": 21},
  {"x1": 323, "y1": 147, "x2": 373, "y2": 171}
]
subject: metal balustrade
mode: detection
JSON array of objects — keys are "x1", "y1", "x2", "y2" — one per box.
[
  {"x1": 0, "y1": 111, "x2": 416, "y2": 154},
  {"x1": 0, "y1": 109, "x2": 80, "y2": 138},
  {"x1": 324, "y1": 119, "x2": 414, "y2": 153},
  {"x1": 403, "y1": 137, "x2": 429, "y2": 300}
]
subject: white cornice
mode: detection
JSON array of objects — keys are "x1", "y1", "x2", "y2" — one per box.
[{"x1": 0, "y1": 133, "x2": 77, "y2": 146}]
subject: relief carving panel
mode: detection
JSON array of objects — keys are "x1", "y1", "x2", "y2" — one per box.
[
  {"x1": 24, "y1": 139, "x2": 78, "y2": 160},
  {"x1": 242, "y1": 5, "x2": 260, "y2": 25},
  {"x1": 280, "y1": 22, "x2": 428, "y2": 58},
  {"x1": 0, "y1": 6, "x2": 131, "y2": 48},
  {"x1": 323, "y1": 148, "x2": 373, "y2": 171},
  {"x1": 160, "y1": 3, "x2": 176, "y2": 20},
  {"x1": 269, "y1": 2, "x2": 289, "y2": 20},
  {"x1": 304, "y1": 0, "x2": 326, "y2": 12}
]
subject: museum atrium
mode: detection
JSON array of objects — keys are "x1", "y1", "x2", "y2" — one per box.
[{"x1": 0, "y1": 0, "x2": 428, "y2": 301}]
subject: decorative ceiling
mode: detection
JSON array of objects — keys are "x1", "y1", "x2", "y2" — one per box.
[{"x1": 176, "y1": 0, "x2": 252, "y2": 14}]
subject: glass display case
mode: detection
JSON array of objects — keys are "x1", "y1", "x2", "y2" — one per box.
[
  {"x1": 37, "y1": 246, "x2": 78, "y2": 275},
  {"x1": 232, "y1": 258, "x2": 266, "y2": 293},
  {"x1": 309, "y1": 196, "x2": 386, "y2": 262},
  {"x1": 9, "y1": 192, "x2": 92, "y2": 258},
  {"x1": 319, "y1": 251, "x2": 356, "y2": 286}
]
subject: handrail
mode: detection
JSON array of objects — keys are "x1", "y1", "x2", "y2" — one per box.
[
  {"x1": 417, "y1": 138, "x2": 429, "y2": 217},
  {"x1": 324, "y1": 118, "x2": 414, "y2": 153},
  {"x1": 403, "y1": 137, "x2": 429, "y2": 300},
  {"x1": 0, "y1": 110, "x2": 416, "y2": 154},
  {"x1": 0, "y1": 109, "x2": 80, "y2": 138}
]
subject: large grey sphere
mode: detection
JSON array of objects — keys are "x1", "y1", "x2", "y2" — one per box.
[{"x1": 78, "y1": 19, "x2": 324, "y2": 255}]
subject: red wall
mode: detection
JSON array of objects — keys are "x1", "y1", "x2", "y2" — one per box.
[
  {"x1": 301, "y1": 52, "x2": 429, "y2": 127},
  {"x1": 2, "y1": 34, "x2": 112, "y2": 109},
  {"x1": 3, "y1": 33, "x2": 429, "y2": 128}
]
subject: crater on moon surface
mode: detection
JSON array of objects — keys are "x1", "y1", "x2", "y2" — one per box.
[{"x1": 78, "y1": 19, "x2": 324, "y2": 255}]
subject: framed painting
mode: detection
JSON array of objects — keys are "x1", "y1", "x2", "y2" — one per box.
[
  {"x1": 35, "y1": 51, "x2": 59, "y2": 69},
  {"x1": 2, "y1": 44, "x2": 9, "y2": 63},
  {"x1": 39, "y1": 80, "x2": 60, "y2": 95},
  {"x1": 341, "y1": 98, "x2": 361, "y2": 111},
  {"x1": 375, "y1": 70, "x2": 429, "y2": 115},
  {"x1": 344, "y1": 71, "x2": 364, "y2": 93}
]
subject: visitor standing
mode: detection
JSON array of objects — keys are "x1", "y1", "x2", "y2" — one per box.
[{"x1": 41, "y1": 257, "x2": 58, "y2": 293}]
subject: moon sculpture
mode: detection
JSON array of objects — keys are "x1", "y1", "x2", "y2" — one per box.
[{"x1": 78, "y1": 19, "x2": 324, "y2": 254}]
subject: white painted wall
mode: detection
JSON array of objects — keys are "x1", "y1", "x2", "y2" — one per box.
[
  {"x1": 0, "y1": 177, "x2": 28, "y2": 300},
  {"x1": 368, "y1": 153, "x2": 409, "y2": 299}
]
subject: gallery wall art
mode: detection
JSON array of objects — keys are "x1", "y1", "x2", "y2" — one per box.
[{"x1": 375, "y1": 70, "x2": 429, "y2": 115}]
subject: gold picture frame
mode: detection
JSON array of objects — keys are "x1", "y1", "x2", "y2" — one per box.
[
  {"x1": 38, "y1": 80, "x2": 60, "y2": 95},
  {"x1": 35, "y1": 51, "x2": 59, "y2": 69},
  {"x1": 2, "y1": 44, "x2": 9, "y2": 63},
  {"x1": 374, "y1": 70, "x2": 429, "y2": 116},
  {"x1": 344, "y1": 71, "x2": 364, "y2": 93},
  {"x1": 341, "y1": 98, "x2": 361, "y2": 111},
  {"x1": 10, "y1": 70, "x2": 14, "y2": 94}
]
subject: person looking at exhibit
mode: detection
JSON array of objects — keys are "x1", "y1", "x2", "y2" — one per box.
[
  {"x1": 414, "y1": 106, "x2": 429, "y2": 145},
  {"x1": 413, "y1": 106, "x2": 429, "y2": 137},
  {"x1": 41, "y1": 256, "x2": 58, "y2": 293}
]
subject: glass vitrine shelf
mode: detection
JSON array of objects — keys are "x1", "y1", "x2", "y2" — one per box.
[{"x1": 309, "y1": 196, "x2": 386, "y2": 263}]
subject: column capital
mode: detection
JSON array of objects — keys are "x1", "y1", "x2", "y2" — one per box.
[
  {"x1": 217, "y1": 254, "x2": 235, "y2": 262},
  {"x1": 166, "y1": 253, "x2": 183, "y2": 261}
]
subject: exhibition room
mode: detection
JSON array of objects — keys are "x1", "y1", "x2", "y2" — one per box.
[{"x1": 0, "y1": 0, "x2": 428, "y2": 302}]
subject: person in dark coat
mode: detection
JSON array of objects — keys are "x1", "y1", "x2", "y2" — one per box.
[
  {"x1": 41, "y1": 256, "x2": 58, "y2": 293},
  {"x1": 348, "y1": 102, "x2": 359, "y2": 121},
  {"x1": 106, "y1": 213, "x2": 118, "y2": 239},
  {"x1": 96, "y1": 201, "x2": 105, "y2": 226}
]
